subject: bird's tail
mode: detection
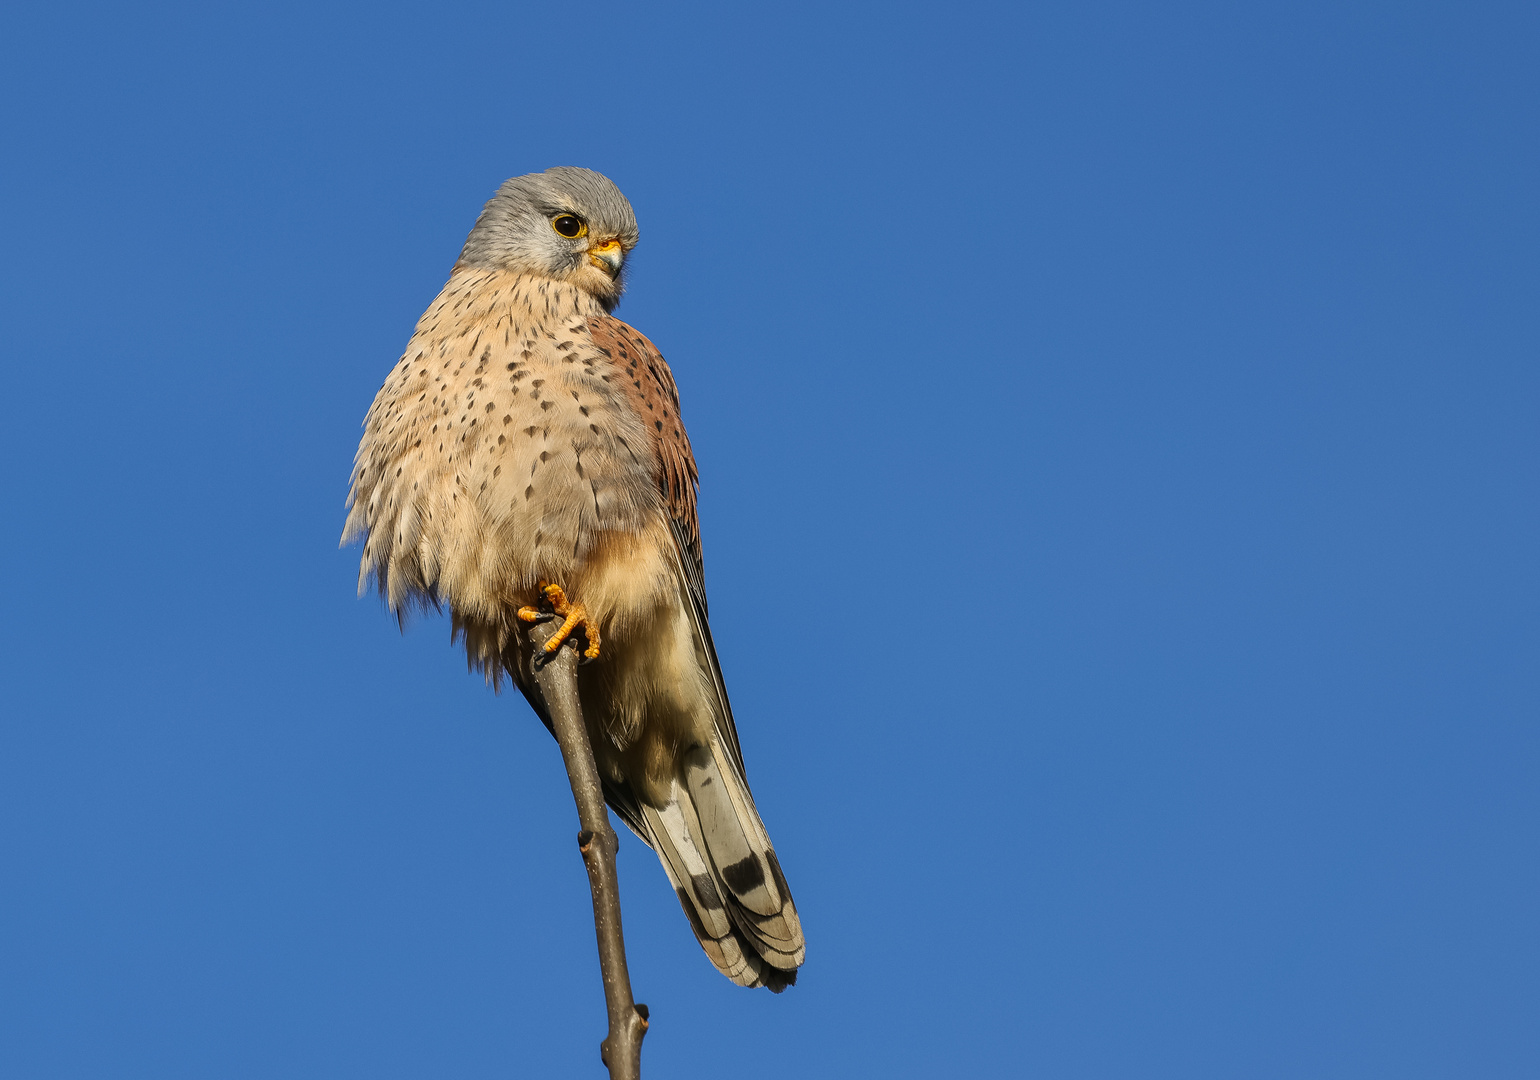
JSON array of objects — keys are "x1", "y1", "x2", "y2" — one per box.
[{"x1": 640, "y1": 739, "x2": 804, "y2": 991}]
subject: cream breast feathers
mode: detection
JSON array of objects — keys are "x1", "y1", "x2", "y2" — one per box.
[{"x1": 343, "y1": 268, "x2": 662, "y2": 621}]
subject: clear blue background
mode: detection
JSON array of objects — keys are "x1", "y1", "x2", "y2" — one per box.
[{"x1": 2, "y1": 2, "x2": 1535, "y2": 1076}]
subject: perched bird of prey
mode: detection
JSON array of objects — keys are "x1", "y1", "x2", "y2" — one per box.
[{"x1": 343, "y1": 167, "x2": 804, "y2": 990}]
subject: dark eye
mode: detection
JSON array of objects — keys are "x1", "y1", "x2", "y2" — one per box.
[{"x1": 551, "y1": 214, "x2": 587, "y2": 238}]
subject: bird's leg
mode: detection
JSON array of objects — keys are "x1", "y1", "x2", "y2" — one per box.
[{"x1": 518, "y1": 583, "x2": 601, "y2": 665}]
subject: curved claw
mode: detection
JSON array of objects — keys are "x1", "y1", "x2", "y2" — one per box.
[{"x1": 522, "y1": 583, "x2": 601, "y2": 664}]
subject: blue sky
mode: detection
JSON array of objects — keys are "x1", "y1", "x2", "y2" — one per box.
[{"x1": 1, "y1": 2, "x2": 1536, "y2": 1076}]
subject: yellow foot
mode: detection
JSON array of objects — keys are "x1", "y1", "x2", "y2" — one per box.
[{"x1": 517, "y1": 583, "x2": 601, "y2": 665}]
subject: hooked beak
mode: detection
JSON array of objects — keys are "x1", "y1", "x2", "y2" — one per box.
[{"x1": 587, "y1": 238, "x2": 624, "y2": 278}]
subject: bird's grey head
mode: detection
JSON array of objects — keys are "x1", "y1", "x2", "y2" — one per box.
[{"x1": 457, "y1": 167, "x2": 639, "y2": 311}]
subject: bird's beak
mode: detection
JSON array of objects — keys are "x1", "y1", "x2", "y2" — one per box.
[{"x1": 588, "y1": 238, "x2": 624, "y2": 278}]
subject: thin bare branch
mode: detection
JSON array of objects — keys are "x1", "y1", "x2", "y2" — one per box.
[{"x1": 529, "y1": 630, "x2": 649, "y2": 1079}]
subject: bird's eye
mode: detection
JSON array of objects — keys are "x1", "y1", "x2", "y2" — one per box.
[{"x1": 551, "y1": 214, "x2": 587, "y2": 239}]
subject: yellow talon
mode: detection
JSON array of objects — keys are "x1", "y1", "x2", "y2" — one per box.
[{"x1": 521, "y1": 583, "x2": 601, "y2": 661}]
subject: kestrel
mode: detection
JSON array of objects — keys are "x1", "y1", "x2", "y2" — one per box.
[{"x1": 343, "y1": 167, "x2": 804, "y2": 990}]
